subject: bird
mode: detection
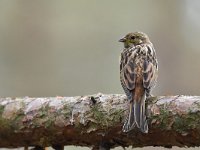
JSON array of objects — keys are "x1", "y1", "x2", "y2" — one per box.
[{"x1": 119, "y1": 32, "x2": 158, "y2": 133}]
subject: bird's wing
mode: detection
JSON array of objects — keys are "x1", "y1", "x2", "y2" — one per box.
[
  {"x1": 143, "y1": 55, "x2": 158, "y2": 89},
  {"x1": 120, "y1": 49, "x2": 137, "y2": 100},
  {"x1": 122, "y1": 59, "x2": 136, "y2": 90}
]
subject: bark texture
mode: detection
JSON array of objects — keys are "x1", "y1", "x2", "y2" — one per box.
[{"x1": 0, "y1": 94, "x2": 200, "y2": 149}]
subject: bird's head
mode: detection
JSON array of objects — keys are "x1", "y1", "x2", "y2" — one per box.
[{"x1": 119, "y1": 32, "x2": 150, "y2": 48}]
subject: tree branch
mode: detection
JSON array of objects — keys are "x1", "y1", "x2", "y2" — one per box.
[{"x1": 0, "y1": 94, "x2": 200, "y2": 149}]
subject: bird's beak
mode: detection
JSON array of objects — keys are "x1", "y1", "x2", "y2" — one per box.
[{"x1": 119, "y1": 37, "x2": 126, "y2": 42}]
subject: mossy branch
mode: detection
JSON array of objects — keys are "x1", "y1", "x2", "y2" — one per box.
[{"x1": 0, "y1": 94, "x2": 200, "y2": 149}]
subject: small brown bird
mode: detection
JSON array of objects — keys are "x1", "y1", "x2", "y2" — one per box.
[{"x1": 119, "y1": 32, "x2": 158, "y2": 133}]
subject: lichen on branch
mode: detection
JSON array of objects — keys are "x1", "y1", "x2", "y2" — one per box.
[{"x1": 0, "y1": 94, "x2": 200, "y2": 149}]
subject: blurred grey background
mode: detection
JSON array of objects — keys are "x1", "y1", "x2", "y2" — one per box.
[{"x1": 0, "y1": 0, "x2": 200, "y2": 150}]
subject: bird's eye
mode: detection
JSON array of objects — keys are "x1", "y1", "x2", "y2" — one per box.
[{"x1": 131, "y1": 36, "x2": 135, "y2": 40}]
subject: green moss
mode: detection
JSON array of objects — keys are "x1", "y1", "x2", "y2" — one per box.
[
  {"x1": 151, "y1": 106, "x2": 200, "y2": 133},
  {"x1": 26, "y1": 105, "x2": 56, "y2": 128},
  {"x1": 150, "y1": 108, "x2": 172, "y2": 129},
  {"x1": 62, "y1": 104, "x2": 72, "y2": 118},
  {"x1": 109, "y1": 109, "x2": 124, "y2": 124},
  {"x1": 159, "y1": 109, "x2": 171, "y2": 129},
  {"x1": 173, "y1": 112, "x2": 200, "y2": 133},
  {"x1": 0, "y1": 105, "x2": 5, "y2": 127},
  {"x1": 0, "y1": 115, "x2": 9, "y2": 128},
  {"x1": 11, "y1": 111, "x2": 25, "y2": 130},
  {"x1": 90, "y1": 104, "x2": 124, "y2": 129},
  {"x1": 0, "y1": 105, "x2": 21, "y2": 137},
  {"x1": 91, "y1": 105, "x2": 107, "y2": 127},
  {"x1": 0, "y1": 120, "x2": 11, "y2": 138},
  {"x1": 0, "y1": 104, "x2": 26, "y2": 131},
  {"x1": 0, "y1": 105, "x2": 4, "y2": 115}
]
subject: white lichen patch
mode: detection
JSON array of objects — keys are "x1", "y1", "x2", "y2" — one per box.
[
  {"x1": 117, "y1": 94, "x2": 127, "y2": 103},
  {"x1": 171, "y1": 96, "x2": 200, "y2": 114},
  {"x1": 100, "y1": 94, "x2": 126, "y2": 113},
  {"x1": 70, "y1": 110, "x2": 75, "y2": 125},
  {"x1": 99, "y1": 94, "x2": 108, "y2": 103},
  {"x1": 24, "y1": 98, "x2": 49, "y2": 114},
  {"x1": 156, "y1": 96, "x2": 200, "y2": 115},
  {"x1": 156, "y1": 96, "x2": 175, "y2": 105},
  {"x1": 2, "y1": 101, "x2": 24, "y2": 119},
  {"x1": 49, "y1": 98, "x2": 63, "y2": 110},
  {"x1": 23, "y1": 97, "x2": 36, "y2": 104},
  {"x1": 65, "y1": 96, "x2": 81, "y2": 104},
  {"x1": 0, "y1": 97, "x2": 16, "y2": 105},
  {"x1": 79, "y1": 112, "x2": 86, "y2": 125},
  {"x1": 72, "y1": 97, "x2": 91, "y2": 125}
]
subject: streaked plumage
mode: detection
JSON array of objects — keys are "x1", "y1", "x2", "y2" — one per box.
[{"x1": 119, "y1": 32, "x2": 158, "y2": 133}]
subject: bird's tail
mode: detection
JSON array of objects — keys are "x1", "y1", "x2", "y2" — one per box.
[
  {"x1": 122, "y1": 91, "x2": 148, "y2": 133},
  {"x1": 122, "y1": 100, "x2": 136, "y2": 132},
  {"x1": 134, "y1": 92, "x2": 148, "y2": 133}
]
